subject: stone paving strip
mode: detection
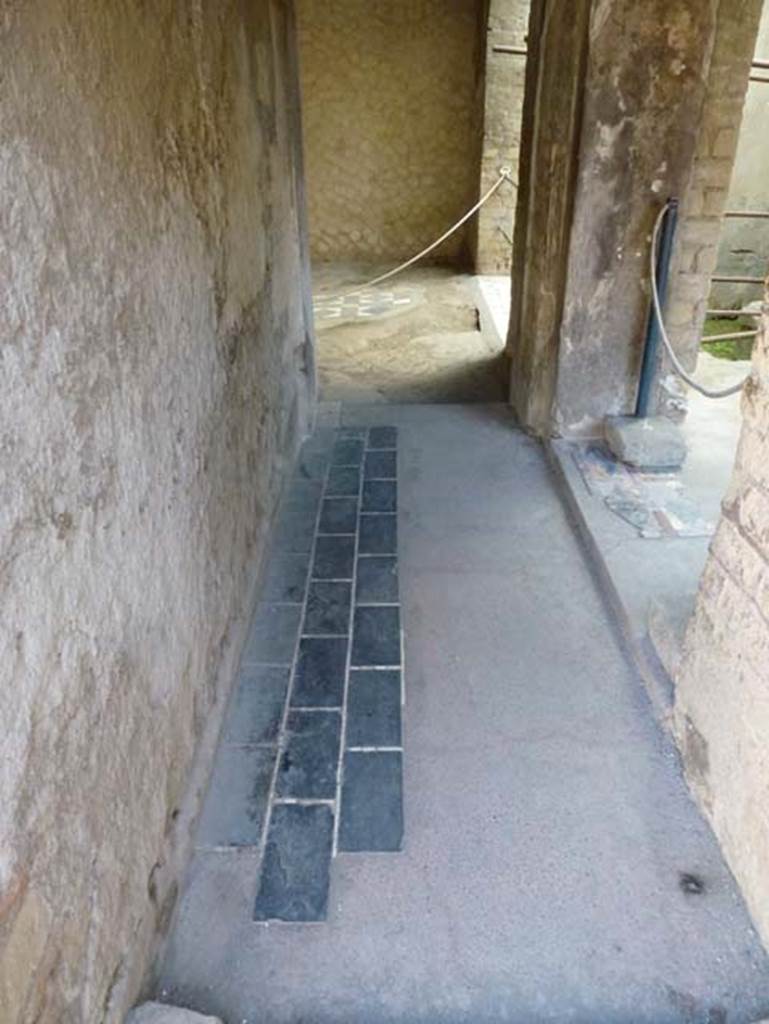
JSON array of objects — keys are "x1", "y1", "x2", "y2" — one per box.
[{"x1": 195, "y1": 425, "x2": 403, "y2": 922}]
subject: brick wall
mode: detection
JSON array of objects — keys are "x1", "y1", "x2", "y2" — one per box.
[
  {"x1": 474, "y1": 0, "x2": 530, "y2": 275},
  {"x1": 662, "y1": 0, "x2": 762, "y2": 408},
  {"x1": 674, "y1": 279, "x2": 769, "y2": 947}
]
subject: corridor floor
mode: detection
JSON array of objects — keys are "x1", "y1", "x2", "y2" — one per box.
[
  {"x1": 158, "y1": 405, "x2": 769, "y2": 1024},
  {"x1": 312, "y1": 266, "x2": 508, "y2": 403}
]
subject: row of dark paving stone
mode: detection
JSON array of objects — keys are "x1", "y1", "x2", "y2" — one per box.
[{"x1": 196, "y1": 426, "x2": 403, "y2": 922}]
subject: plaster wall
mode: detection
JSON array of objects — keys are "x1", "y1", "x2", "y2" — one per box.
[
  {"x1": 711, "y1": 3, "x2": 769, "y2": 309},
  {"x1": 296, "y1": 0, "x2": 485, "y2": 267},
  {"x1": 674, "y1": 282, "x2": 769, "y2": 948},
  {"x1": 0, "y1": 3, "x2": 313, "y2": 1021},
  {"x1": 475, "y1": 0, "x2": 530, "y2": 275}
]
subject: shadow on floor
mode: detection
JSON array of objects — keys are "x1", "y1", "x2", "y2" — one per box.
[{"x1": 312, "y1": 264, "x2": 508, "y2": 403}]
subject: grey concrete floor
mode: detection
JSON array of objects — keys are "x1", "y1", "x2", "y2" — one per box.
[
  {"x1": 158, "y1": 405, "x2": 769, "y2": 1024},
  {"x1": 548, "y1": 351, "x2": 751, "y2": 699}
]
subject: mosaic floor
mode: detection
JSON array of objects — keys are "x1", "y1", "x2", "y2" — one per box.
[
  {"x1": 195, "y1": 426, "x2": 404, "y2": 922},
  {"x1": 313, "y1": 288, "x2": 414, "y2": 323}
]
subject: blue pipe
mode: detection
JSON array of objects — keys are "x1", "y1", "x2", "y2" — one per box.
[{"x1": 636, "y1": 197, "x2": 679, "y2": 418}]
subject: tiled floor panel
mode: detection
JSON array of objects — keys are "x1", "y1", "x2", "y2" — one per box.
[
  {"x1": 162, "y1": 405, "x2": 769, "y2": 1024},
  {"x1": 196, "y1": 426, "x2": 404, "y2": 922}
]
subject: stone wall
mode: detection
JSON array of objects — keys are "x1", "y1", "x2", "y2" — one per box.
[
  {"x1": 711, "y1": 2, "x2": 769, "y2": 310},
  {"x1": 474, "y1": 0, "x2": 531, "y2": 275},
  {"x1": 296, "y1": 0, "x2": 486, "y2": 267},
  {"x1": 662, "y1": 0, "x2": 762, "y2": 397},
  {"x1": 0, "y1": 3, "x2": 313, "y2": 1021},
  {"x1": 674, "y1": 280, "x2": 769, "y2": 947}
]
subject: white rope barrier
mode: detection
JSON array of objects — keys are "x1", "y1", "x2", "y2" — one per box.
[{"x1": 319, "y1": 168, "x2": 513, "y2": 302}]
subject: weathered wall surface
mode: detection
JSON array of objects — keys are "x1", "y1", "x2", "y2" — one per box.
[
  {"x1": 674, "y1": 283, "x2": 769, "y2": 947},
  {"x1": 553, "y1": 0, "x2": 719, "y2": 436},
  {"x1": 507, "y1": 0, "x2": 591, "y2": 434},
  {"x1": 296, "y1": 0, "x2": 485, "y2": 266},
  {"x1": 662, "y1": 0, "x2": 762, "y2": 401},
  {"x1": 711, "y1": 2, "x2": 769, "y2": 310},
  {"x1": 0, "y1": 3, "x2": 313, "y2": 1022},
  {"x1": 474, "y1": 0, "x2": 530, "y2": 275},
  {"x1": 508, "y1": 0, "x2": 763, "y2": 436}
]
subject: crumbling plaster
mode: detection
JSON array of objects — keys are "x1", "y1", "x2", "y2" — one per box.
[{"x1": 0, "y1": 2, "x2": 313, "y2": 1021}]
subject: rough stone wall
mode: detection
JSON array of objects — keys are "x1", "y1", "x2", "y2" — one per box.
[
  {"x1": 711, "y1": 2, "x2": 769, "y2": 310},
  {"x1": 662, "y1": 0, "x2": 762, "y2": 390},
  {"x1": 296, "y1": 0, "x2": 485, "y2": 266},
  {"x1": 474, "y1": 0, "x2": 530, "y2": 275},
  {"x1": 673, "y1": 281, "x2": 769, "y2": 947},
  {"x1": 0, "y1": 3, "x2": 313, "y2": 1022}
]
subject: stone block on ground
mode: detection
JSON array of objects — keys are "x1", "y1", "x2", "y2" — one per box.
[
  {"x1": 125, "y1": 1002, "x2": 222, "y2": 1024},
  {"x1": 604, "y1": 415, "x2": 687, "y2": 469}
]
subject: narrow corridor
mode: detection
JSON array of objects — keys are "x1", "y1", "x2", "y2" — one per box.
[{"x1": 158, "y1": 405, "x2": 769, "y2": 1024}]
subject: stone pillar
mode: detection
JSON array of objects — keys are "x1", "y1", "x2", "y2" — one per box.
[
  {"x1": 673, "y1": 277, "x2": 769, "y2": 947},
  {"x1": 507, "y1": 0, "x2": 592, "y2": 436},
  {"x1": 507, "y1": 0, "x2": 762, "y2": 437},
  {"x1": 474, "y1": 0, "x2": 531, "y2": 275}
]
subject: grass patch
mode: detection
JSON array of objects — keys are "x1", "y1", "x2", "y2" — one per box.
[{"x1": 700, "y1": 316, "x2": 756, "y2": 361}]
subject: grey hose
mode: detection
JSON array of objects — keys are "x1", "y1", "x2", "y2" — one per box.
[{"x1": 650, "y1": 202, "x2": 754, "y2": 399}]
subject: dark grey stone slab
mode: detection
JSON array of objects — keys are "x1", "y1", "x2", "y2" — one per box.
[
  {"x1": 338, "y1": 751, "x2": 403, "y2": 853},
  {"x1": 364, "y1": 450, "x2": 397, "y2": 480},
  {"x1": 242, "y1": 604, "x2": 302, "y2": 665},
  {"x1": 359, "y1": 514, "x2": 397, "y2": 555},
  {"x1": 368, "y1": 426, "x2": 397, "y2": 450},
  {"x1": 292, "y1": 637, "x2": 347, "y2": 707},
  {"x1": 332, "y1": 439, "x2": 364, "y2": 467},
  {"x1": 273, "y1": 500, "x2": 317, "y2": 554},
  {"x1": 351, "y1": 606, "x2": 401, "y2": 666},
  {"x1": 254, "y1": 804, "x2": 334, "y2": 921},
  {"x1": 223, "y1": 666, "x2": 290, "y2": 746},
  {"x1": 319, "y1": 497, "x2": 358, "y2": 534},
  {"x1": 312, "y1": 535, "x2": 355, "y2": 580},
  {"x1": 262, "y1": 551, "x2": 310, "y2": 603},
  {"x1": 346, "y1": 670, "x2": 402, "y2": 748},
  {"x1": 286, "y1": 478, "x2": 324, "y2": 508},
  {"x1": 327, "y1": 465, "x2": 361, "y2": 497},
  {"x1": 356, "y1": 556, "x2": 398, "y2": 603},
  {"x1": 362, "y1": 480, "x2": 397, "y2": 513},
  {"x1": 304, "y1": 580, "x2": 351, "y2": 635},
  {"x1": 277, "y1": 710, "x2": 342, "y2": 799},
  {"x1": 197, "y1": 746, "x2": 275, "y2": 848}
]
